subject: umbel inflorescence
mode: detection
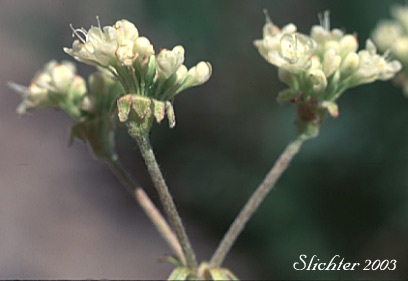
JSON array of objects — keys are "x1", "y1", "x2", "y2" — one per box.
[
  {"x1": 9, "y1": 17, "x2": 212, "y2": 158},
  {"x1": 254, "y1": 11, "x2": 401, "y2": 136},
  {"x1": 372, "y1": 4, "x2": 408, "y2": 95},
  {"x1": 65, "y1": 18, "x2": 212, "y2": 137}
]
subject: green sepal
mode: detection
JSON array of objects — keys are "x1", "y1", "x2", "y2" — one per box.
[
  {"x1": 277, "y1": 88, "x2": 297, "y2": 104},
  {"x1": 165, "y1": 101, "x2": 176, "y2": 128},
  {"x1": 295, "y1": 101, "x2": 326, "y2": 139},
  {"x1": 126, "y1": 109, "x2": 154, "y2": 138},
  {"x1": 131, "y1": 95, "x2": 151, "y2": 118},
  {"x1": 152, "y1": 99, "x2": 166, "y2": 123},
  {"x1": 144, "y1": 56, "x2": 157, "y2": 90},
  {"x1": 117, "y1": 95, "x2": 132, "y2": 122},
  {"x1": 321, "y1": 101, "x2": 339, "y2": 118}
]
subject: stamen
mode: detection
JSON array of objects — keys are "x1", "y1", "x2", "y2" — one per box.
[
  {"x1": 36, "y1": 80, "x2": 55, "y2": 92},
  {"x1": 7, "y1": 81, "x2": 27, "y2": 95},
  {"x1": 383, "y1": 47, "x2": 392, "y2": 59},
  {"x1": 318, "y1": 10, "x2": 330, "y2": 31},
  {"x1": 295, "y1": 34, "x2": 298, "y2": 54},
  {"x1": 263, "y1": 9, "x2": 272, "y2": 24},
  {"x1": 96, "y1": 16, "x2": 101, "y2": 30},
  {"x1": 69, "y1": 24, "x2": 87, "y2": 44}
]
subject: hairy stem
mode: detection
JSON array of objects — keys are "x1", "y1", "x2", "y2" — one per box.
[
  {"x1": 136, "y1": 188, "x2": 186, "y2": 264},
  {"x1": 135, "y1": 135, "x2": 198, "y2": 270},
  {"x1": 209, "y1": 134, "x2": 310, "y2": 267}
]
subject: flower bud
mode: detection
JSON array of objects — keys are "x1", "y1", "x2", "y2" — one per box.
[
  {"x1": 365, "y1": 39, "x2": 377, "y2": 54},
  {"x1": 394, "y1": 38, "x2": 408, "y2": 62},
  {"x1": 308, "y1": 69, "x2": 327, "y2": 94},
  {"x1": 323, "y1": 48, "x2": 341, "y2": 77},
  {"x1": 116, "y1": 40, "x2": 135, "y2": 66},
  {"x1": 281, "y1": 23, "x2": 297, "y2": 34},
  {"x1": 175, "y1": 65, "x2": 188, "y2": 85},
  {"x1": 339, "y1": 35, "x2": 358, "y2": 54},
  {"x1": 184, "y1": 61, "x2": 212, "y2": 88},
  {"x1": 70, "y1": 75, "x2": 87, "y2": 103},
  {"x1": 134, "y1": 37, "x2": 154, "y2": 68},
  {"x1": 52, "y1": 63, "x2": 76, "y2": 92},
  {"x1": 310, "y1": 25, "x2": 329, "y2": 42},
  {"x1": 331, "y1": 29, "x2": 344, "y2": 40},
  {"x1": 308, "y1": 55, "x2": 321, "y2": 70},
  {"x1": 324, "y1": 41, "x2": 340, "y2": 52},
  {"x1": 157, "y1": 45, "x2": 185, "y2": 78},
  {"x1": 340, "y1": 52, "x2": 360, "y2": 77},
  {"x1": 114, "y1": 19, "x2": 139, "y2": 45}
]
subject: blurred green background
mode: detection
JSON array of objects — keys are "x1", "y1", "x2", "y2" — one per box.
[{"x1": 1, "y1": 0, "x2": 407, "y2": 279}]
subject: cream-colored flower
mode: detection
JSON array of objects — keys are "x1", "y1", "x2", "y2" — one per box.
[
  {"x1": 64, "y1": 17, "x2": 212, "y2": 134},
  {"x1": 183, "y1": 61, "x2": 212, "y2": 88},
  {"x1": 254, "y1": 17, "x2": 316, "y2": 73},
  {"x1": 157, "y1": 46, "x2": 185, "y2": 78},
  {"x1": 64, "y1": 18, "x2": 142, "y2": 68},
  {"x1": 372, "y1": 20, "x2": 403, "y2": 51},
  {"x1": 349, "y1": 40, "x2": 402, "y2": 87},
  {"x1": 372, "y1": 4, "x2": 408, "y2": 94},
  {"x1": 9, "y1": 60, "x2": 86, "y2": 115},
  {"x1": 255, "y1": 10, "x2": 401, "y2": 137},
  {"x1": 391, "y1": 4, "x2": 408, "y2": 30}
]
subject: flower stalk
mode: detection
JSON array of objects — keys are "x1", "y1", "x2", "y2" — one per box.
[
  {"x1": 106, "y1": 157, "x2": 139, "y2": 198},
  {"x1": 209, "y1": 133, "x2": 311, "y2": 267},
  {"x1": 134, "y1": 134, "x2": 198, "y2": 270}
]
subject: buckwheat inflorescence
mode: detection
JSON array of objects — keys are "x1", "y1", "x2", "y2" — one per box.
[{"x1": 255, "y1": 11, "x2": 401, "y2": 136}]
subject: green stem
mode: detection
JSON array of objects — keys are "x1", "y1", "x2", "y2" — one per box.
[
  {"x1": 209, "y1": 134, "x2": 310, "y2": 267},
  {"x1": 134, "y1": 135, "x2": 198, "y2": 270},
  {"x1": 107, "y1": 156, "x2": 138, "y2": 198}
]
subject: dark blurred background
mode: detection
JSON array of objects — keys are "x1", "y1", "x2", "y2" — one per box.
[{"x1": 1, "y1": 0, "x2": 407, "y2": 279}]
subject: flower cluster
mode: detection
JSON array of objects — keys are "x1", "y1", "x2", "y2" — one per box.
[
  {"x1": 372, "y1": 4, "x2": 408, "y2": 95},
  {"x1": 9, "y1": 60, "x2": 87, "y2": 118},
  {"x1": 255, "y1": 11, "x2": 401, "y2": 136},
  {"x1": 64, "y1": 18, "x2": 212, "y2": 136},
  {"x1": 9, "y1": 60, "x2": 123, "y2": 160}
]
